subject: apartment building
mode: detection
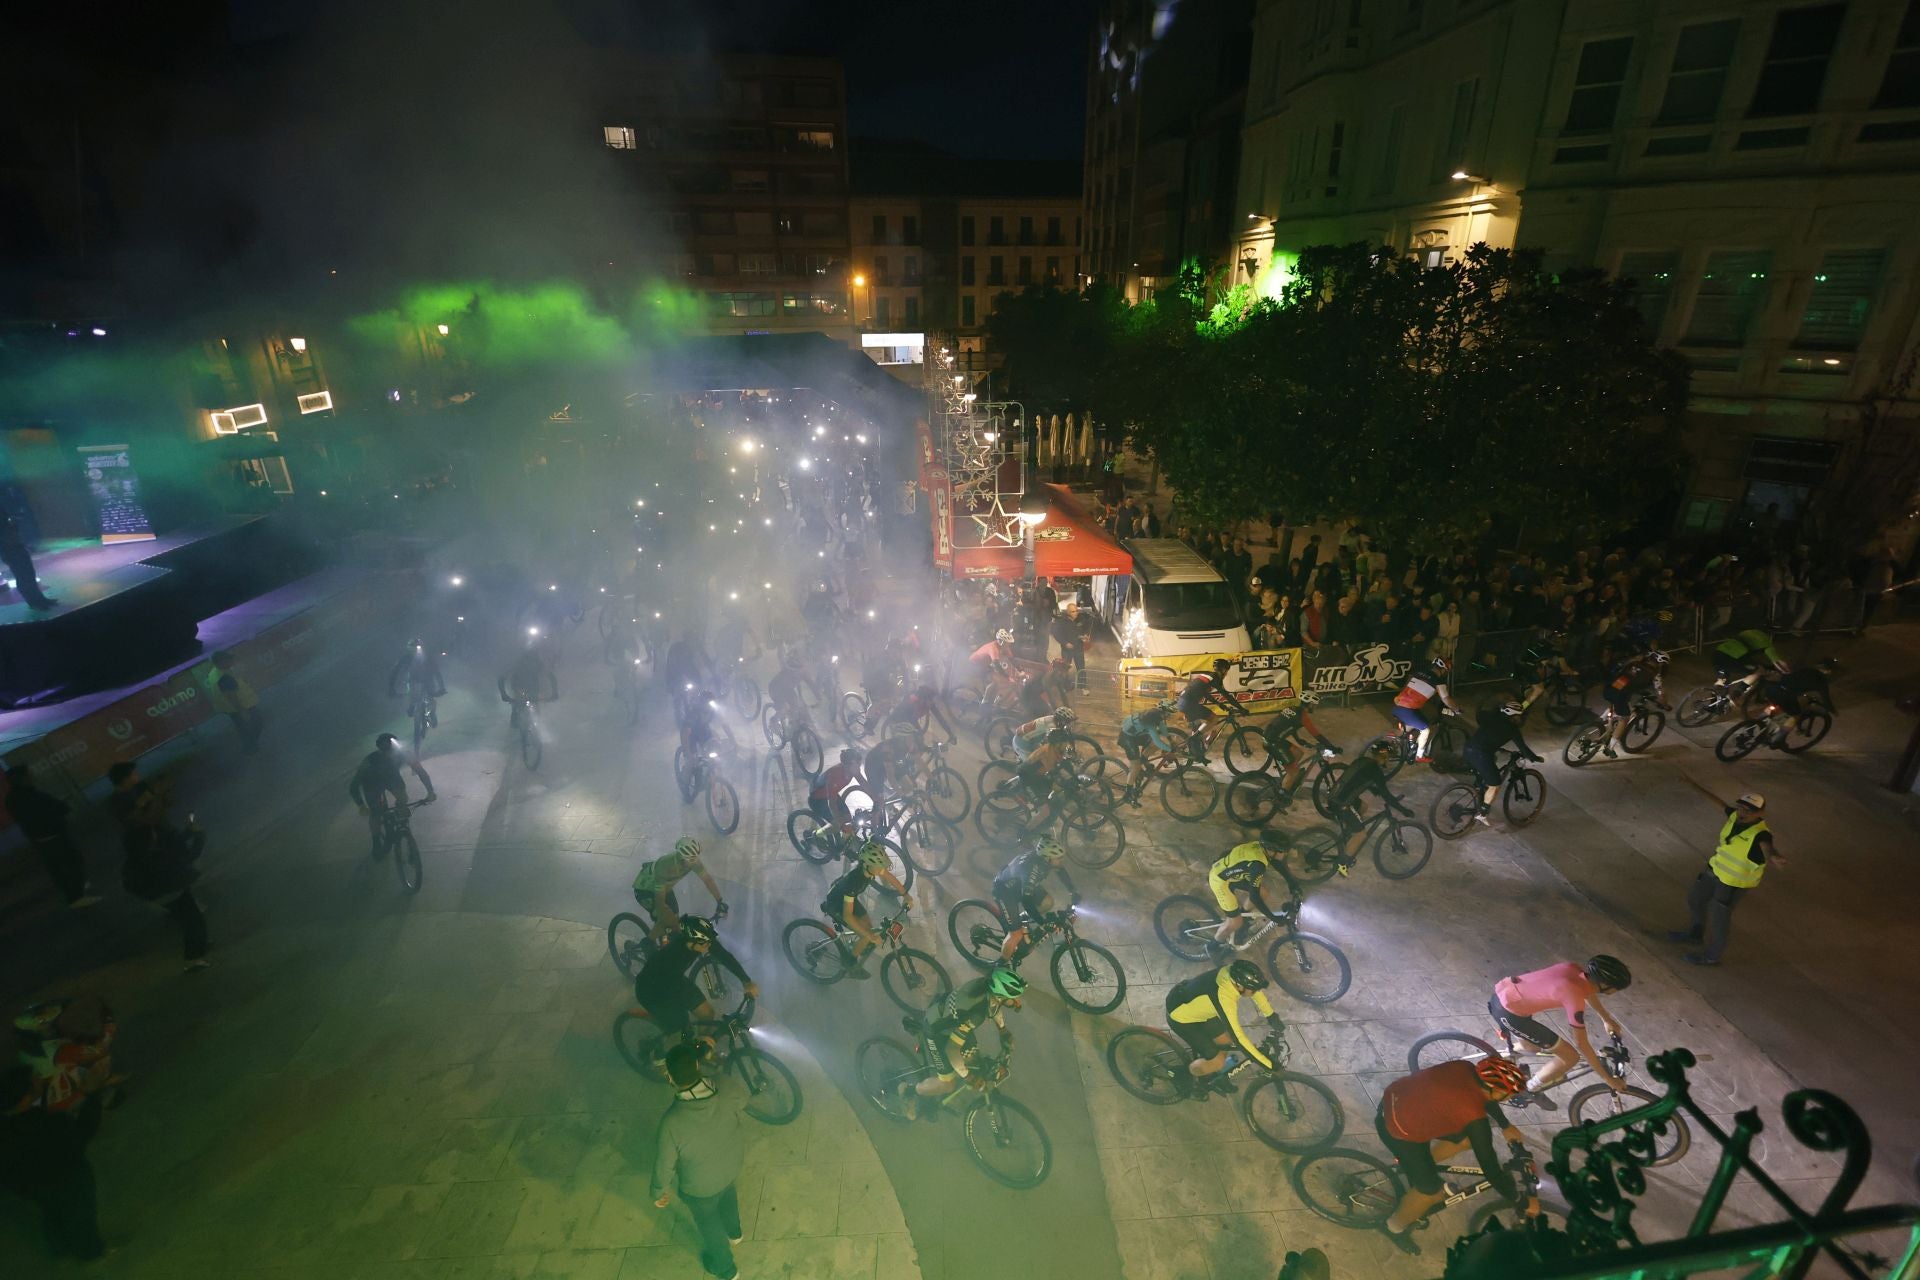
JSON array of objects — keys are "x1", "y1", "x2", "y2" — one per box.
[
  {"x1": 597, "y1": 56, "x2": 854, "y2": 338},
  {"x1": 1233, "y1": 0, "x2": 1920, "y2": 532}
]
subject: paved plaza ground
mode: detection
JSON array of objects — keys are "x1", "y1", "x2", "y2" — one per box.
[{"x1": 3, "y1": 587, "x2": 1917, "y2": 1280}]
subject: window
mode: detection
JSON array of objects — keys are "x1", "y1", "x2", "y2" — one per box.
[
  {"x1": 1374, "y1": 103, "x2": 1406, "y2": 196},
  {"x1": 1748, "y1": 4, "x2": 1845, "y2": 118},
  {"x1": 740, "y1": 252, "x2": 776, "y2": 275},
  {"x1": 876, "y1": 295, "x2": 892, "y2": 326},
  {"x1": 1019, "y1": 216, "x2": 1035, "y2": 244},
  {"x1": 961, "y1": 216, "x2": 976, "y2": 246},
  {"x1": 905, "y1": 296, "x2": 920, "y2": 325},
  {"x1": 962, "y1": 295, "x2": 977, "y2": 326},
  {"x1": 960, "y1": 256, "x2": 976, "y2": 286},
  {"x1": 1793, "y1": 249, "x2": 1886, "y2": 350},
  {"x1": 1327, "y1": 120, "x2": 1346, "y2": 182},
  {"x1": 805, "y1": 253, "x2": 834, "y2": 276},
  {"x1": 904, "y1": 255, "x2": 921, "y2": 284},
  {"x1": 696, "y1": 252, "x2": 736, "y2": 276},
  {"x1": 1684, "y1": 250, "x2": 1772, "y2": 346},
  {"x1": 1018, "y1": 256, "x2": 1033, "y2": 284},
  {"x1": 800, "y1": 211, "x2": 844, "y2": 236},
  {"x1": 903, "y1": 216, "x2": 919, "y2": 244},
  {"x1": 1437, "y1": 78, "x2": 1479, "y2": 179},
  {"x1": 874, "y1": 255, "x2": 890, "y2": 284},
  {"x1": 1618, "y1": 250, "x2": 1679, "y2": 332},
  {"x1": 1046, "y1": 215, "x2": 1063, "y2": 244},
  {"x1": 871, "y1": 214, "x2": 887, "y2": 242},
  {"x1": 1564, "y1": 37, "x2": 1634, "y2": 134},
  {"x1": 715, "y1": 292, "x2": 776, "y2": 317},
  {"x1": 989, "y1": 216, "x2": 1006, "y2": 244},
  {"x1": 988, "y1": 256, "x2": 1006, "y2": 285},
  {"x1": 663, "y1": 210, "x2": 692, "y2": 236},
  {"x1": 727, "y1": 126, "x2": 766, "y2": 151},
  {"x1": 785, "y1": 170, "x2": 841, "y2": 196},
  {"x1": 1876, "y1": 0, "x2": 1920, "y2": 108},
  {"x1": 695, "y1": 211, "x2": 734, "y2": 235},
  {"x1": 730, "y1": 170, "x2": 770, "y2": 193},
  {"x1": 666, "y1": 252, "x2": 695, "y2": 278},
  {"x1": 735, "y1": 211, "x2": 772, "y2": 236},
  {"x1": 1644, "y1": 134, "x2": 1711, "y2": 156},
  {"x1": 1046, "y1": 256, "x2": 1062, "y2": 282},
  {"x1": 604, "y1": 126, "x2": 637, "y2": 149},
  {"x1": 1656, "y1": 19, "x2": 1740, "y2": 124},
  {"x1": 795, "y1": 128, "x2": 835, "y2": 150}
]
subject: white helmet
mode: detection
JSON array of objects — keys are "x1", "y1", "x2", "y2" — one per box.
[{"x1": 995, "y1": 629, "x2": 1014, "y2": 645}]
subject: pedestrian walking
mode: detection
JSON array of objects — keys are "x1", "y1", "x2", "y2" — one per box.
[
  {"x1": 202, "y1": 651, "x2": 264, "y2": 752},
  {"x1": 651, "y1": 1042, "x2": 749, "y2": 1279},
  {"x1": 1669, "y1": 792, "x2": 1781, "y2": 966},
  {"x1": 106, "y1": 763, "x2": 211, "y2": 973},
  {"x1": 3, "y1": 766, "x2": 99, "y2": 908},
  {"x1": 0, "y1": 508, "x2": 58, "y2": 610}
]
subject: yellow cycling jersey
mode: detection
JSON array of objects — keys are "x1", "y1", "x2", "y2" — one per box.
[
  {"x1": 1207, "y1": 843, "x2": 1270, "y2": 912},
  {"x1": 1167, "y1": 967, "x2": 1277, "y2": 1068}
]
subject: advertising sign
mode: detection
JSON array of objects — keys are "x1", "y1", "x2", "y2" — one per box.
[
  {"x1": 77, "y1": 444, "x2": 157, "y2": 544},
  {"x1": 1300, "y1": 642, "x2": 1412, "y2": 698},
  {"x1": 927, "y1": 466, "x2": 952, "y2": 569},
  {"x1": 1121, "y1": 649, "x2": 1303, "y2": 708}
]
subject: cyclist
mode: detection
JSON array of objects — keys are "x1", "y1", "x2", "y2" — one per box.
[
  {"x1": 1390, "y1": 657, "x2": 1459, "y2": 763},
  {"x1": 801, "y1": 580, "x2": 838, "y2": 638},
  {"x1": 1462, "y1": 702, "x2": 1544, "y2": 822},
  {"x1": 1256, "y1": 692, "x2": 1339, "y2": 797},
  {"x1": 631, "y1": 837, "x2": 727, "y2": 942},
  {"x1": 499, "y1": 646, "x2": 558, "y2": 713},
  {"x1": 1325, "y1": 738, "x2": 1409, "y2": 841},
  {"x1": 628, "y1": 915, "x2": 756, "y2": 1051},
  {"x1": 767, "y1": 652, "x2": 809, "y2": 729},
  {"x1": 1175, "y1": 659, "x2": 1242, "y2": 761},
  {"x1": 661, "y1": 632, "x2": 711, "y2": 724},
  {"x1": 387, "y1": 639, "x2": 446, "y2": 725},
  {"x1": 1206, "y1": 829, "x2": 1305, "y2": 955},
  {"x1": 882, "y1": 683, "x2": 955, "y2": 744},
  {"x1": 679, "y1": 690, "x2": 720, "y2": 759},
  {"x1": 1599, "y1": 649, "x2": 1668, "y2": 758},
  {"x1": 820, "y1": 840, "x2": 912, "y2": 978},
  {"x1": 348, "y1": 733, "x2": 436, "y2": 857},
  {"x1": 1165, "y1": 959, "x2": 1285, "y2": 1094},
  {"x1": 990, "y1": 835, "x2": 1078, "y2": 965},
  {"x1": 1488, "y1": 955, "x2": 1631, "y2": 1097},
  {"x1": 1758, "y1": 657, "x2": 1836, "y2": 745},
  {"x1": 969, "y1": 628, "x2": 1016, "y2": 676},
  {"x1": 1011, "y1": 706, "x2": 1076, "y2": 766},
  {"x1": 1378, "y1": 1055, "x2": 1535, "y2": 1253},
  {"x1": 1117, "y1": 698, "x2": 1179, "y2": 807},
  {"x1": 807, "y1": 748, "x2": 866, "y2": 846},
  {"x1": 1713, "y1": 628, "x2": 1787, "y2": 688},
  {"x1": 899, "y1": 969, "x2": 1025, "y2": 1119}
]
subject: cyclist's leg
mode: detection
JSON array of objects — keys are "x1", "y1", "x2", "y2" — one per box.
[
  {"x1": 1603, "y1": 693, "x2": 1630, "y2": 750},
  {"x1": 366, "y1": 800, "x2": 389, "y2": 857},
  {"x1": 1464, "y1": 746, "x2": 1500, "y2": 811},
  {"x1": 1209, "y1": 880, "x2": 1244, "y2": 947},
  {"x1": 993, "y1": 891, "x2": 1030, "y2": 963},
  {"x1": 1170, "y1": 1015, "x2": 1230, "y2": 1081},
  {"x1": 1489, "y1": 995, "x2": 1572, "y2": 1090},
  {"x1": 1378, "y1": 1109, "x2": 1448, "y2": 1234},
  {"x1": 907, "y1": 1034, "x2": 960, "y2": 1114}
]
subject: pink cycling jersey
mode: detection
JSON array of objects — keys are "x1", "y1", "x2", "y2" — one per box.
[{"x1": 1495, "y1": 962, "x2": 1593, "y2": 1025}]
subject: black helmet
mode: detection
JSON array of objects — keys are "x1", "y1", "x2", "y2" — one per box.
[
  {"x1": 840, "y1": 748, "x2": 862, "y2": 768},
  {"x1": 375, "y1": 732, "x2": 399, "y2": 751},
  {"x1": 1585, "y1": 954, "x2": 1632, "y2": 991},
  {"x1": 680, "y1": 916, "x2": 718, "y2": 944},
  {"x1": 1257, "y1": 828, "x2": 1290, "y2": 854},
  {"x1": 1227, "y1": 959, "x2": 1268, "y2": 991},
  {"x1": 1212, "y1": 658, "x2": 1232, "y2": 673}
]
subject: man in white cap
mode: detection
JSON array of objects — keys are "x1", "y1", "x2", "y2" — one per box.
[{"x1": 1669, "y1": 792, "x2": 1782, "y2": 966}]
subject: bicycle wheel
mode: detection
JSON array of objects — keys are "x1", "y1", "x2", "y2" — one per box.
[
  {"x1": 1284, "y1": 824, "x2": 1345, "y2": 885},
  {"x1": 946, "y1": 684, "x2": 992, "y2": 729},
  {"x1": 1503, "y1": 768, "x2": 1548, "y2": 827},
  {"x1": 900, "y1": 813, "x2": 957, "y2": 877},
  {"x1": 963, "y1": 1094, "x2": 1051, "y2": 1189},
  {"x1": 1624, "y1": 707, "x2": 1665, "y2": 753},
  {"x1": 1158, "y1": 763, "x2": 1221, "y2": 822},
  {"x1": 790, "y1": 725, "x2": 824, "y2": 777},
  {"x1": 394, "y1": 828, "x2": 423, "y2": 894},
  {"x1": 781, "y1": 919, "x2": 848, "y2": 984},
  {"x1": 1563, "y1": 725, "x2": 1605, "y2": 768},
  {"x1": 673, "y1": 747, "x2": 695, "y2": 801},
  {"x1": 761, "y1": 704, "x2": 786, "y2": 748},
  {"x1": 1406, "y1": 1031, "x2": 1497, "y2": 1073},
  {"x1": 1364, "y1": 735, "x2": 1407, "y2": 779},
  {"x1": 732, "y1": 1047, "x2": 802, "y2": 1125},
  {"x1": 413, "y1": 707, "x2": 430, "y2": 753},
  {"x1": 1783, "y1": 711, "x2": 1831, "y2": 753},
  {"x1": 1243, "y1": 1072, "x2": 1343, "y2": 1155},
  {"x1": 1060, "y1": 805, "x2": 1126, "y2": 869},
  {"x1": 522, "y1": 726, "x2": 542, "y2": 771},
  {"x1": 1223, "y1": 724, "x2": 1272, "y2": 776},
  {"x1": 1104, "y1": 1026, "x2": 1192, "y2": 1104},
  {"x1": 1738, "y1": 683, "x2": 1771, "y2": 719},
  {"x1": 983, "y1": 716, "x2": 1019, "y2": 762},
  {"x1": 606, "y1": 913, "x2": 652, "y2": 978},
  {"x1": 1061, "y1": 734, "x2": 1108, "y2": 768},
  {"x1": 1224, "y1": 774, "x2": 1285, "y2": 828},
  {"x1": 1310, "y1": 763, "x2": 1343, "y2": 818},
  {"x1": 921, "y1": 766, "x2": 972, "y2": 825},
  {"x1": 1715, "y1": 718, "x2": 1767, "y2": 762},
  {"x1": 1290, "y1": 1148, "x2": 1403, "y2": 1228},
  {"x1": 1569, "y1": 1083, "x2": 1689, "y2": 1165},
  {"x1": 732, "y1": 674, "x2": 761, "y2": 721},
  {"x1": 1429, "y1": 784, "x2": 1479, "y2": 841},
  {"x1": 1544, "y1": 681, "x2": 1586, "y2": 727},
  {"x1": 947, "y1": 899, "x2": 1008, "y2": 970},
  {"x1": 1371, "y1": 818, "x2": 1433, "y2": 880},
  {"x1": 706, "y1": 778, "x2": 740, "y2": 835},
  {"x1": 613, "y1": 1012, "x2": 669, "y2": 1080},
  {"x1": 1266, "y1": 932, "x2": 1352, "y2": 1005},
  {"x1": 842, "y1": 692, "x2": 874, "y2": 741},
  {"x1": 1051, "y1": 939, "x2": 1126, "y2": 1014},
  {"x1": 786, "y1": 809, "x2": 836, "y2": 864},
  {"x1": 880, "y1": 947, "x2": 951, "y2": 1013},
  {"x1": 975, "y1": 790, "x2": 1036, "y2": 847},
  {"x1": 1152, "y1": 894, "x2": 1223, "y2": 962},
  {"x1": 1429, "y1": 718, "x2": 1467, "y2": 771},
  {"x1": 855, "y1": 1036, "x2": 921, "y2": 1123},
  {"x1": 1676, "y1": 687, "x2": 1725, "y2": 728}
]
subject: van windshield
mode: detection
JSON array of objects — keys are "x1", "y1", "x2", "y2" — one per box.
[{"x1": 1142, "y1": 580, "x2": 1239, "y2": 630}]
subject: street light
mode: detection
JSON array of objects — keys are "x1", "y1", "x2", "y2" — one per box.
[{"x1": 1451, "y1": 171, "x2": 1490, "y2": 184}]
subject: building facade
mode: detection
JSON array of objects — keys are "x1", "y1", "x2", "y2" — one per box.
[{"x1": 1234, "y1": 0, "x2": 1920, "y2": 534}]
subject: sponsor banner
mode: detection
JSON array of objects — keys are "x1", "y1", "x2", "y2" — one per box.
[
  {"x1": 1300, "y1": 642, "x2": 1412, "y2": 698},
  {"x1": 1120, "y1": 649, "x2": 1302, "y2": 709},
  {"x1": 927, "y1": 466, "x2": 952, "y2": 569}
]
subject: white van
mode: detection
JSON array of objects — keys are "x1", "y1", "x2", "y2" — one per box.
[{"x1": 1092, "y1": 538, "x2": 1250, "y2": 659}]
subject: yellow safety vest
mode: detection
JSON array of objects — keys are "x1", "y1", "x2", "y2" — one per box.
[{"x1": 1709, "y1": 814, "x2": 1768, "y2": 889}]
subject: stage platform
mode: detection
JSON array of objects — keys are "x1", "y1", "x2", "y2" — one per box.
[{"x1": 0, "y1": 516, "x2": 321, "y2": 708}]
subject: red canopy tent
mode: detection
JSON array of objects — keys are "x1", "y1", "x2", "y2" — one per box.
[{"x1": 947, "y1": 485, "x2": 1131, "y2": 581}]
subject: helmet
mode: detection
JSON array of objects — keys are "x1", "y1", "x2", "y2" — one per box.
[
  {"x1": 1258, "y1": 828, "x2": 1290, "y2": 854},
  {"x1": 1033, "y1": 835, "x2": 1066, "y2": 862},
  {"x1": 996, "y1": 629, "x2": 1014, "y2": 645},
  {"x1": 13, "y1": 999, "x2": 67, "y2": 1033},
  {"x1": 673, "y1": 837, "x2": 703, "y2": 862},
  {"x1": 856, "y1": 840, "x2": 890, "y2": 872},
  {"x1": 1498, "y1": 700, "x2": 1525, "y2": 718},
  {"x1": 1648, "y1": 649, "x2": 1670, "y2": 667},
  {"x1": 840, "y1": 748, "x2": 862, "y2": 769},
  {"x1": 375, "y1": 732, "x2": 399, "y2": 751},
  {"x1": 1052, "y1": 707, "x2": 1077, "y2": 725},
  {"x1": 1227, "y1": 959, "x2": 1268, "y2": 991},
  {"x1": 679, "y1": 916, "x2": 718, "y2": 943},
  {"x1": 1585, "y1": 954, "x2": 1632, "y2": 991},
  {"x1": 1296, "y1": 692, "x2": 1320, "y2": 707},
  {"x1": 1430, "y1": 657, "x2": 1450, "y2": 674},
  {"x1": 988, "y1": 969, "x2": 1027, "y2": 999},
  {"x1": 1475, "y1": 1056, "x2": 1531, "y2": 1094},
  {"x1": 1212, "y1": 658, "x2": 1232, "y2": 673}
]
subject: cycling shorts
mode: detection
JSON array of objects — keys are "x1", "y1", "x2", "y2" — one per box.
[
  {"x1": 822, "y1": 895, "x2": 871, "y2": 926},
  {"x1": 808, "y1": 795, "x2": 841, "y2": 824},
  {"x1": 993, "y1": 886, "x2": 1035, "y2": 927},
  {"x1": 919, "y1": 1029, "x2": 958, "y2": 1080},
  {"x1": 633, "y1": 886, "x2": 681, "y2": 918},
  {"x1": 634, "y1": 974, "x2": 704, "y2": 1037},
  {"x1": 1209, "y1": 875, "x2": 1248, "y2": 915},
  {"x1": 1181, "y1": 706, "x2": 1208, "y2": 730},
  {"x1": 1376, "y1": 1106, "x2": 1445, "y2": 1196},
  {"x1": 1118, "y1": 729, "x2": 1151, "y2": 761},
  {"x1": 1463, "y1": 743, "x2": 1500, "y2": 790},
  {"x1": 1602, "y1": 686, "x2": 1633, "y2": 716},
  {"x1": 1391, "y1": 704, "x2": 1433, "y2": 732},
  {"x1": 1488, "y1": 993, "x2": 1560, "y2": 1051},
  {"x1": 1713, "y1": 651, "x2": 1756, "y2": 681},
  {"x1": 1168, "y1": 1011, "x2": 1227, "y2": 1061}
]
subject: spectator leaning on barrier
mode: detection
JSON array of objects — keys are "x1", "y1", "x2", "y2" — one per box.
[{"x1": 203, "y1": 650, "x2": 263, "y2": 753}]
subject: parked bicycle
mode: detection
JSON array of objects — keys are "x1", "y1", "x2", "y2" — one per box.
[
  {"x1": 1563, "y1": 690, "x2": 1666, "y2": 766},
  {"x1": 612, "y1": 995, "x2": 801, "y2": 1125},
  {"x1": 780, "y1": 902, "x2": 951, "y2": 1013},
  {"x1": 946, "y1": 902, "x2": 1127, "y2": 1014},
  {"x1": 1150, "y1": 889, "x2": 1351, "y2": 1004},
  {"x1": 675, "y1": 744, "x2": 741, "y2": 836},
  {"x1": 1105, "y1": 1027, "x2": 1342, "y2": 1155},
  {"x1": 1430, "y1": 749, "x2": 1547, "y2": 839},
  {"x1": 1715, "y1": 699, "x2": 1833, "y2": 761},
  {"x1": 857, "y1": 1040, "x2": 1050, "y2": 1188}
]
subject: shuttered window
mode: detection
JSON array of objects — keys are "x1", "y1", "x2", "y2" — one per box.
[
  {"x1": 1684, "y1": 250, "x2": 1772, "y2": 347},
  {"x1": 1792, "y1": 250, "x2": 1886, "y2": 350},
  {"x1": 1618, "y1": 251, "x2": 1679, "y2": 332}
]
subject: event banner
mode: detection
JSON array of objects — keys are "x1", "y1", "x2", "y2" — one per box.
[
  {"x1": 1120, "y1": 649, "x2": 1303, "y2": 709},
  {"x1": 77, "y1": 443, "x2": 157, "y2": 544}
]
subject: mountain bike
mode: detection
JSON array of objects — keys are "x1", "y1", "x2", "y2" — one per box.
[
  {"x1": 1296, "y1": 801, "x2": 1431, "y2": 882},
  {"x1": 613, "y1": 996, "x2": 801, "y2": 1125},
  {"x1": 1430, "y1": 749, "x2": 1546, "y2": 839},
  {"x1": 1675, "y1": 676, "x2": 1768, "y2": 729},
  {"x1": 946, "y1": 902, "x2": 1127, "y2": 1014},
  {"x1": 611, "y1": 659, "x2": 643, "y2": 728},
  {"x1": 861, "y1": 786, "x2": 958, "y2": 877},
  {"x1": 675, "y1": 744, "x2": 741, "y2": 835},
  {"x1": 373, "y1": 798, "x2": 434, "y2": 894},
  {"x1": 781, "y1": 903, "x2": 951, "y2": 1013},
  {"x1": 605, "y1": 903, "x2": 735, "y2": 989},
  {"x1": 857, "y1": 1041, "x2": 1050, "y2": 1189},
  {"x1": 1105, "y1": 1027, "x2": 1342, "y2": 1155},
  {"x1": 406, "y1": 690, "x2": 439, "y2": 753},
  {"x1": 1405, "y1": 1028, "x2": 1690, "y2": 1164},
  {"x1": 973, "y1": 761, "x2": 1127, "y2": 869},
  {"x1": 761, "y1": 700, "x2": 824, "y2": 777},
  {"x1": 715, "y1": 658, "x2": 762, "y2": 721},
  {"x1": 1715, "y1": 700, "x2": 1833, "y2": 761},
  {"x1": 1364, "y1": 709, "x2": 1466, "y2": 776},
  {"x1": 506, "y1": 694, "x2": 543, "y2": 770},
  {"x1": 784, "y1": 799, "x2": 917, "y2": 893},
  {"x1": 908, "y1": 739, "x2": 972, "y2": 825},
  {"x1": 1291, "y1": 1145, "x2": 1565, "y2": 1236},
  {"x1": 1150, "y1": 889, "x2": 1351, "y2": 1004},
  {"x1": 1563, "y1": 691, "x2": 1666, "y2": 766},
  {"x1": 1223, "y1": 746, "x2": 1342, "y2": 828}
]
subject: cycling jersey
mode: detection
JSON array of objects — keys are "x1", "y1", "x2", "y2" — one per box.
[
  {"x1": 821, "y1": 865, "x2": 878, "y2": 917},
  {"x1": 1377, "y1": 1060, "x2": 1518, "y2": 1202},
  {"x1": 389, "y1": 653, "x2": 446, "y2": 699},
  {"x1": 810, "y1": 764, "x2": 859, "y2": 803},
  {"x1": 633, "y1": 936, "x2": 751, "y2": 1029},
  {"x1": 1327, "y1": 757, "x2": 1393, "y2": 815},
  {"x1": 1716, "y1": 629, "x2": 1781, "y2": 667},
  {"x1": 1175, "y1": 673, "x2": 1216, "y2": 715},
  {"x1": 970, "y1": 640, "x2": 1012, "y2": 667},
  {"x1": 768, "y1": 668, "x2": 803, "y2": 709},
  {"x1": 1166, "y1": 967, "x2": 1276, "y2": 1069},
  {"x1": 632, "y1": 852, "x2": 699, "y2": 898},
  {"x1": 1465, "y1": 709, "x2": 1535, "y2": 758},
  {"x1": 922, "y1": 976, "x2": 1008, "y2": 1077},
  {"x1": 991, "y1": 850, "x2": 1075, "y2": 917},
  {"x1": 1260, "y1": 706, "x2": 1329, "y2": 752},
  {"x1": 1393, "y1": 675, "x2": 1447, "y2": 710},
  {"x1": 1209, "y1": 841, "x2": 1281, "y2": 914},
  {"x1": 1764, "y1": 668, "x2": 1830, "y2": 714},
  {"x1": 349, "y1": 750, "x2": 433, "y2": 808},
  {"x1": 1119, "y1": 706, "x2": 1176, "y2": 755},
  {"x1": 504, "y1": 652, "x2": 553, "y2": 699},
  {"x1": 1494, "y1": 962, "x2": 1594, "y2": 1027},
  {"x1": 1011, "y1": 714, "x2": 1056, "y2": 759}
]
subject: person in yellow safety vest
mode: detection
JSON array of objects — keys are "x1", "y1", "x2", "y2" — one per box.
[
  {"x1": 203, "y1": 649, "x2": 263, "y2": 752},
  {"x1": 1668, "y1": 792, "x2": 1784, "y2": 966}
]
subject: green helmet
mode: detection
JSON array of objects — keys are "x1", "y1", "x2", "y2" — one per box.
[
  {"x1": 1033, "y1": 834, "x2": 1066, "y2": 862},
  {"x1": 988, "y1": 968, "x2": 1027, "y2": 999},
  {"x1": 856, "y1": 840, "x2": 890, "y2": 872},
  {"x1": 673, "y1": 837, "x2": 702, "y2": 862}
]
